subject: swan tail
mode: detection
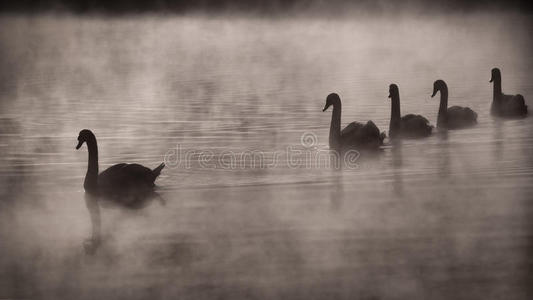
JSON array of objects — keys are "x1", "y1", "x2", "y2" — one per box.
[
  {"x1": 152, "y1": 163, "x2": 165, "y2": 179},
  {"x1": 379, "y1": 131, "x2": 386, "y2": 142},
  {"x1": 517, "y1": 95, "x2": 528, "y2": 113},
  {"x1": 471, "y1": 109, "x2": 478, "y2": 122},
  {"x1": 425, "y1": 125, "x2": 433, "y2": 136}
]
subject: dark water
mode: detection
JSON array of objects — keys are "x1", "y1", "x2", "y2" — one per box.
[{"x1": 1, "y1": 13, "x2": 532, "y2": 299}]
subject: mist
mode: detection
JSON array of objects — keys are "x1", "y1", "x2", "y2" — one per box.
[{"x1": 1, "y1": 4, "x2": 533, "y2": 300}]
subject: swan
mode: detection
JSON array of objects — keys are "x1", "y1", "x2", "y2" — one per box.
[
  {"x1": 323, "y1": 93, "x2": 385, "y2": 151},
  {"x1": 76, "y1": 129, "x2": 164, "y2": 253},
  {"x1": 490, "y1": 68, "x2": 527, "y2": 117},
  {"x1": 431, "y1": 80, "x2": 477, "y2": 129},
  {"x1": 388, "y1": 84, "x2": 432, "y2": 138}
]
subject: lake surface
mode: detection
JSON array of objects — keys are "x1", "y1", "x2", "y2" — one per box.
[{"x1": 1, "y1": 12, "x2": 532, "y2": 299}]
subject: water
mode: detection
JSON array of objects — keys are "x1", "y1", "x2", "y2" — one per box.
[{"x1": 1, "y1": 13, "x2": 532, "y2": 299}]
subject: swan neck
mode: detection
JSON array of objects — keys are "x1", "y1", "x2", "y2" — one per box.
[
  {"x1": 493, "y1": 77, "x2": 502, "y2": 101},
  {"x1": 389, "y1": 95, "x2": 401, "y2": 137},
  {"x1": 85, "y1": 138, "x2": 99, "y2": 191},
  {"x1": 437, "y1": 88, "x2": 448, "y2": 128},
  {"x1": 329, "y1": 104, "x2": 342, "y2": 150}
]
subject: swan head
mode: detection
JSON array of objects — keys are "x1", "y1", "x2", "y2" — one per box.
[
  {"x1": 490, "y1": 68, "x2": 501, "y2": 83},
  {"x1": 431, "y1": 80, "x2": 447, "y2": 97},
  {"x1": 388, "y1": 84, "x2": 399, "y2": 99},
  {"x1": 323, "y1": 93, "x2": 341, "y2": 112},
  {"x1": 76, "y1": 129, "x2": 95, "y2": 149}
]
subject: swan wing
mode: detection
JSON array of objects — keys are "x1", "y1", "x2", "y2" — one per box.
[
  {"x1": 447, "y1": 106, "x2": 478, "y2": 128},
  {"x1": 98, "y1": 163, "x2": 157, "y2": 192},
  {"x1": 97, "y1": 163, "x2": 127, "y2": 185},
  {"x1": 341, "y1": 121, "x2": 364, "y2": 137},
  {"x1": 401, "y1": 114, "x2": 430, "y2": 125},
  {"x1": 361, "y1": 120, "x2": 385, "y2": 147},
  {"x1": 501, "y1": 94, "x2": 527, "y2": 115},
  {"x1": 97, "y1": 163, "x2": 161, "y2": 207},
  {"x1": 400, "y1": 114, "x2": 432, "y2": 137},
  {"x1": 341, "y1": 120, "x2": 383, "y2": 148},
  {"x1": 448, "y1": 106, "x2": 477, "y2": 119},
  {"x1": 363, "y1": 120, "x2": 381, "y2": 137}
]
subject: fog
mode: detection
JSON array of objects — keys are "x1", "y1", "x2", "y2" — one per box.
[{"x1": 1, "y1": 9, "x2": 532, "y2": 300}]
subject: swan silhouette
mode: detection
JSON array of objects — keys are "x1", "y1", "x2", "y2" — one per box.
[
  {"x1": 388, "y1": 84, "x2": 432, "y2": 138},
  {"x1": 490, "y1": 68, "x2": 527, "y2": 117},
  {"x1": 323, "y1": 93, "x2": 385, "y2": 151},
  {"x1": 76, "y1": 129, "x2": 164, "y2": 253},
  {"x1": 431, "y1": 80, "x2": 478, "y2": 129}
]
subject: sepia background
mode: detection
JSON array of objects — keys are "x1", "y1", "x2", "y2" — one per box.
[{"x1": 1, "y1": 1, "x2": 532, "y2": 299}]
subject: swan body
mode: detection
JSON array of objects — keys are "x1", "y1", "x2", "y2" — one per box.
[
  {"x1": 76, "y1": 129, "x2": 164, "y2": 252},
  {"x1": 76, "y1": 129, "x2": 164, "y2": 202},
  {"x1": 323, "y1": 93, "x2": 385, "y2": 150},
  {"x1": 445, "y1": 106, "x2": 478, "y2": 129},
  {"x1": 388, "y1": 84, "x2": 432, "y2": 138},
  {"x1": 490, "y1": 68, "x2": 527, "y2": 117},
  {"x1": 97, "y1": 162, "x2": 164, "y2": 207},
  {"x1": 431, "y1": 80, "x2": 477, "y2": 129}
]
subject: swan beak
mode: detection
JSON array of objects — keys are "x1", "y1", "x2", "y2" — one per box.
[
  {"x1": 322, "y1": 104, "x2": 331, "y2": 112},
  {"x1": 431, "y1": 89, "x2": 437, "y2": 98},
  {"x1": 489, "y1": 78, "x2": 493, "y2": 83},
  {"x1": 76, "y1": 140, "x2": 83, "y2": 150},
  {"x1": 388, "y1": 93, "x2": 391, "y2": 99}
]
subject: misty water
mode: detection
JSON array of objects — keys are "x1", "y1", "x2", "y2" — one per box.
[{"x1": 1, "y1": 13, "x2": 532, "y2": 299}]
